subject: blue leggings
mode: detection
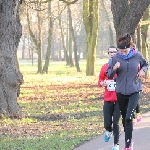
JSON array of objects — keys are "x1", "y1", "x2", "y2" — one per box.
[{"x1": 117, "y1": 92, "x2": 140, "y2": 148}]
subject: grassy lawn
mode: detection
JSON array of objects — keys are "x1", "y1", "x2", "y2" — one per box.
[{"x1": 0, "y1": 59, "x2": 150, "y2": 150}]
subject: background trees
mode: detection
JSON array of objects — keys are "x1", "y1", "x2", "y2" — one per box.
[
  {"x1": 0, "y1": 0, "x2": 150, "y2": 117},
  {"x1": 19, "y1": 0, "x2": 150, "y2": 75}
]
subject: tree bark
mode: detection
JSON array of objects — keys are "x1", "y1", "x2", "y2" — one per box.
[
  {"x1": 136, "y1": 24, "x2": 142, "y2": 52},
  {"x1": 0, "y1": 0, "x2": 23, "y2": 117},
  {"x1": 110, "y1": 0, "x2": 150, "y2": 39},
  {"x1": 141, "y1": 7, "x2": 149, "y2": 60}
]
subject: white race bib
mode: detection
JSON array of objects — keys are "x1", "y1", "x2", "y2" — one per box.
[{"x1": 106, "y1": 80, "x2": 116, "y2": 91}]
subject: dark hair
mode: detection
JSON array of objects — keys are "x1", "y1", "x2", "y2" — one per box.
[{"x1": 117, "y1": 34, "x2": 133, "y2": 49}]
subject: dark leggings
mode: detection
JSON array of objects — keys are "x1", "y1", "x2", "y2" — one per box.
[
  {"x1": 117, "y1": 92, "x2": 140, "y2": 148},
  {"x1": 136, "y1": 103, "x2": 140, "y2": 113},
  {"x1": 133, "y1": 103, "x2": 140, "y2": 119},
  {"x1": 103, "y1": 101, "x2": 120, "y2": 145}
]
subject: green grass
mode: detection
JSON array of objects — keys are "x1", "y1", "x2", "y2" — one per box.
[
  {"x1": 0, "y1": 131, "x2": 95, "y2": 150},
  {"x1": 19, "y1": 59, "x2": 108, "y2": 75}
]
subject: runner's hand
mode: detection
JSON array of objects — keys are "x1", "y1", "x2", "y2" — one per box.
[
  {"x1": 137, "y1": 69, "x2": 145, "y2": 80},
  {"x1": 113, "y1": 62, "x2": 120, "y2": 70}
]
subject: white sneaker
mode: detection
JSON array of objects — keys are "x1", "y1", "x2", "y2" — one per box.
[{"x1": 112, "y1": 144, "x2": 119, "y2": 150}]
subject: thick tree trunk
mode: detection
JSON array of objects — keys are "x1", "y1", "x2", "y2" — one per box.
[
  {"x1": 83, "y1": 0, "x2": 99, "y2": 76},
  {"x1": 110, "y1": 0, "x2": 150, "y2": 39},
  {"x1": 0, "y1": 0, "x2": 23, "y2": 117}
]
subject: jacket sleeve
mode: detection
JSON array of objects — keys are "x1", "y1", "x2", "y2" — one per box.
[
  {"x1": 98, "y1": 65, "x2": 106, "y2": 87},
  {"x1": 140, "y1": 53, "x2": 149, "y2": 72},
  {"x1": 106, "y1": 58, "x2": 117, "y2": 79}
]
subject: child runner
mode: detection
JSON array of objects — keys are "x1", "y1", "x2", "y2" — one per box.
[
  {"x1": 107, "y1": 34, "x2": 148, "y2": 150},
  {"x1": 98, "y1": 46, "x2": 120, "y2": 150}
]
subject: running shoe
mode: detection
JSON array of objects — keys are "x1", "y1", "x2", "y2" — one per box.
[
  {"x1": 124, "y1": 140, "x2": 133, "y2": 150},
  {"x1": 104, "y1": 131, "x2": 112, "y2": 142},
  {"x1": 112, "y1": 144, "x2": 119, "y2": 150},
  {"x1": 124, "y1": 148, "x2": 131, "y2": 150}
]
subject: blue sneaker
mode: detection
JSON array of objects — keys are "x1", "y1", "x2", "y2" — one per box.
[
  {"x1": 112, "y1": 144, "x2": 119, "y2": 150},
  {"x1": 104, "y1": 131, "x2": 112, "y2": 142}
]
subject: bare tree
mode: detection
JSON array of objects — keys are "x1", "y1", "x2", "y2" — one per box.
[
  {"x1": 101, "y1": 0, "x2": 114, "y2": 46},
  {"x1": 42, "y1": 1, "x2": 53, "y2": 73},
  {"x1": 68, "y1": 5, "x2": 81, "y2": 72},
  {"x1": 58, "y1": 14, "x2": 70, "y2": 65}
]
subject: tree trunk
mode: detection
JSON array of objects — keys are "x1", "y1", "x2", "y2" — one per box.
[
  {"x1": 22, "y1": 36, "x2": 25, "y2": 59},
  {"x1": 101, "y1": 0, "x2": 114, "y2": 46},
  {"x1": 26, "y1": 7, "x2": 42, "y2": 73},
  {"x1": 83, "y1": 0, "x2": 99, "y2": 76},
  {"x1": 141, "y1": 7, "x2": 150, "y2": 77},
  {"x1": 141, "y1": 7, "x2": 149, "y2": 60},
  {"x1": 68, "y1": 7, "x2": 74, "y2": 67},
  {"x1": 37, "y1": 9, "x2": 42, "y2": 73},
  {"x1": 68, "y1": 28, "x2": 74, "y2": 67},
  {"x1": 58, "y1": 2, "x2": 70, "y2": 65},
  {"x1": 42, "y1": 1, "x2": 53, "y2": 73},
  {"x1": 136, "y1": 24, "x2": 142, "y2": 52},
  {"x1": 110, "y1": 0, "x2": 150, "y2": 39},
  {"x1": 68, "y1": 6, "x2": 81, "y2": 72},
  {"x1": 0, "y1": 0, "x2": 23, "y2": 117}
]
